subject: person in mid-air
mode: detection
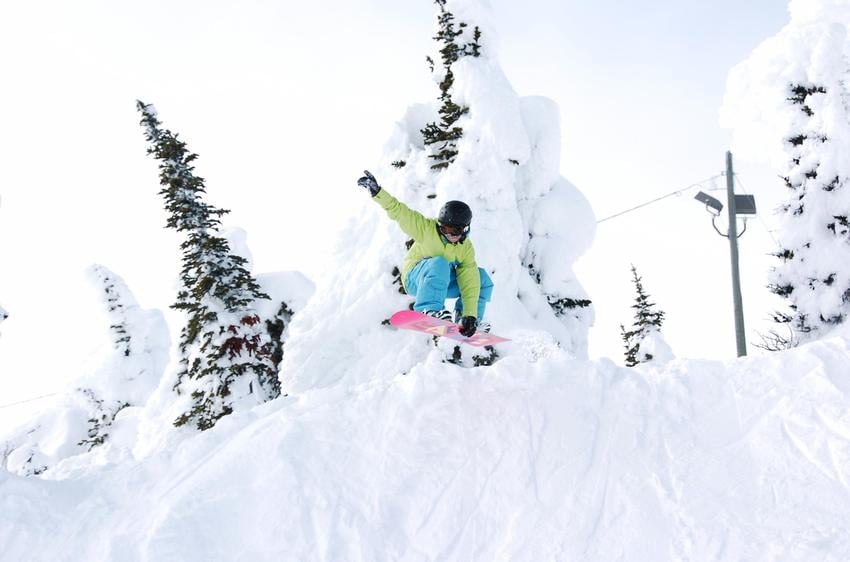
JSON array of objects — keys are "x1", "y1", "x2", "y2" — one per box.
[{"x1": 357, "y1": 170, "x2": 492, "y2": 337}]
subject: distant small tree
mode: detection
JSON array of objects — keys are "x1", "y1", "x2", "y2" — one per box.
[
  {"x1": 137, "y1": 101, "x2": 280, "y2": 431},
  {"x1": 421, "y1": 0, "x2": 482, "y2": 170},
  {"x1": 87, "y1": 265, "x2": 135, "y2": 356},
  {"x1": 621, "y1": 265, "x2": 666, "y2": 367}
]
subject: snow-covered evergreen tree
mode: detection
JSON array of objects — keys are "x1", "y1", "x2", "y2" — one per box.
[
  {"x1": 2, "y1": 264, "x2": 168, "y2": 475},
  {"x1": 421, "y1": 0, "x2": 482, "y2": 170},
  {"x1": 87, "y1": 264, "x2": 136, "y2": 356},
  {"x1": 137, "y1": 101, "x2": 280, "y2": 431},
  {"x1": 620, "y1": 265, "x2": 669, "y2": 367},
  {"x1": 723, "y1": 12, "x2": 850, "y2": 347},
  {"x1": 768, "y1": 26, "x2": 850, "y2": 345}
]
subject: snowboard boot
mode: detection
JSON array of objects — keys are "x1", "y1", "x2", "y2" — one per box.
[{"x1": 425, "y1": 309, "x2": 453, "y2": 322}]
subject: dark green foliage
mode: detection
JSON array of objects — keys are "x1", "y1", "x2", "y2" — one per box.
[
  {"x1": 472, "y1": 345, "x2": 497, "y2": 367},
  {"x1": 443, "y1": 343, "x2": 464, "y2": 365},
  {"x1": 391, "y1": 160, "x2": 407, "y2": 168},
  {"x1": 620, "y1": 324, "x2": 640, "y2": 368},
  {"x1": 89, "y1": 265, "x2": 133, "y2": 356},
  {"x1": 76, "y1": 388, "x2": 130, "y2": 451},
  {"x1": 526, "y1": 263, "x2": 593, "y2": 317},
  {"x1": 266, "y1": 301, "x2": 295, "y2": 369},
  {"x1": 137, "y1": 101, "x2": 280, "y2": 431},
  {"x1": 548, "y1": 296, "x2": 593, "y2": 317},
  {"x1": 787, "y1": 84, "x2": 826, "y2": 116},
  {"x1": 421, "y1": 0, "x2": 483, "y2": 170},
  {"x1": 621, "y1": 265, "x2": 665, "y2": 367}
]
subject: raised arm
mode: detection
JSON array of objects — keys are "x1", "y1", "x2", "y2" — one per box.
[{"x1": 357, "y1": 170, "x2": 431, "y2": 240}]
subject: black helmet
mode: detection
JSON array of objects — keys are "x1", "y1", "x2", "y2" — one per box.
[{"x1": 438, "y1": 200, "x2": 472, "y2": 227}]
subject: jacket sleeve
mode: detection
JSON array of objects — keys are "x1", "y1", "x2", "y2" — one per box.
[
  {"x1": 372, "y1": 189, "x2": 431, "y2": 241},
  {"x1": 456, "y1": 243, "x2": 481, "y2": 318}
]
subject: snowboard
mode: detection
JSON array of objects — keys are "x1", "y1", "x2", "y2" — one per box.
[{"x1": 389, "y1": 310, "x2": 510, "y2": 347}]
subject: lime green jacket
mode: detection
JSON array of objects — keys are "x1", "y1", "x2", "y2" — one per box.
[{"x1": 373, "y1": 188, "x2": 481, "y2": 318}]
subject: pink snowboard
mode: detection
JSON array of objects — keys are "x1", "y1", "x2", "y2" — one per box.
[{"x1": 389, "y1": 310, "x2": 510, "y2": 347}]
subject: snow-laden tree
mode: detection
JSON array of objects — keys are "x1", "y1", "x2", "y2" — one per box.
[
  {"x1": 137, "y1": 101, "x2": 281, "y2": 431},
  {"x1": 2, "y1": 265, "x2": 168, "y2": 475},
  {"x1": 75, "y1": 264, "x2": 167, "y2": 448},
  {"x1": 620, "y1": 265, "x2": 671, "y2": 367},
  {"x1": 768, "y1": 26, "x2": 850, "y2": 345},
  {"x1": 421, "y1": 0, "x2": 482, "y2": 170},
  {"x1": 722, "y1": 10, "x2": 850, "y2": 347},
  {"x1": 87, "y1": 264, "x2": 137, "y2": 356}
]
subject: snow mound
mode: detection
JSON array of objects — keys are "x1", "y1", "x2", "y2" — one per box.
[{"x1": 3, "y1": 333, "x2": 850, "y2": 561}]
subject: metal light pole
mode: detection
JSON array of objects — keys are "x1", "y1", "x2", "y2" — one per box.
[
  {"x1": 694, "y1": 152, "x2": 756, "y2": 358},
  {"x1": 725, "y1": 152, "x2": 747, "y2": 357}
]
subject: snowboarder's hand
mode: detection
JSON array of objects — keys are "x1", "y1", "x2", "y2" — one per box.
[
  {"x1": 357, "y1": 170, "x2": 381, "y2": 197},
  {"x1": 459, "y1": 316, "x2": 477, "y2": 337}
]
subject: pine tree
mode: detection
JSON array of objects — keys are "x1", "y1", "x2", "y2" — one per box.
[
  {"x1": 768, "y1": 64, "x2": 850, "y2": 345},
  {"x1": 421, "y1": 0, "x2": 482, "y2": 170},
  {"x1": 621, "y1": 265, "x2": 666, "y2": 367},
  {"x1": 137, "y1": 101, "x2": 280, "y2": 431}
]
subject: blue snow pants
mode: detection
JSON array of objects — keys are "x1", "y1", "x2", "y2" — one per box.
[{"x1": 405, "y1": 257, "x2": 493, "y2": 319}]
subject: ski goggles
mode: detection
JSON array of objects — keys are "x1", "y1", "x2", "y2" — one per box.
[{"x1": 439, "y1": 223, "x2": 470, "y2": 237}]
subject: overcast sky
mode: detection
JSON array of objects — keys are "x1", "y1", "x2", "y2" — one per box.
[{"x1": 0, "y1": 0, "x2": 791, "y2": 414}]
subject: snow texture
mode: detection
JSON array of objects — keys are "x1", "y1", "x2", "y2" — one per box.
[{"x1": 3, "y1": 333, "x2": 850, "y2": 561}]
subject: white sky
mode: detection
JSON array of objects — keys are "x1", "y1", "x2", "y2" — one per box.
[{"x1": 0, "y1": 0, "x2": 790, "y2": 415}]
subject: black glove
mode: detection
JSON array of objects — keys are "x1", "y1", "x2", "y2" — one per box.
[
  {"x1": 357, "y1": 170, "x2": 381, "y2": 197},
  {"x1": 459, "y1": 316, "x2": 478, "y2": 337}
]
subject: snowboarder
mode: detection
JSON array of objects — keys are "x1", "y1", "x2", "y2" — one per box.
[{"x1": 357, "y1": 170, "x2": 493, "y2": 337}]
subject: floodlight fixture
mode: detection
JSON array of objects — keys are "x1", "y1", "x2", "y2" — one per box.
[{"x1": 694, "y1": 191, "x2": 723, "y2": 214}]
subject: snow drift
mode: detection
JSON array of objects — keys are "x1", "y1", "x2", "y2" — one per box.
[{"x1": 3, "y1": 329, "x2": 850, "y2": 561}]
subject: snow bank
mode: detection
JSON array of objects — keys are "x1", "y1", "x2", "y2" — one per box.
[{"x1": 3, "y1": 333, "x2": 850, "y2": 561}]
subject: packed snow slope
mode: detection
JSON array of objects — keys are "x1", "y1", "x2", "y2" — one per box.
[{"x1": 3, "y1": 329, "x2": 850, "y2": 561}]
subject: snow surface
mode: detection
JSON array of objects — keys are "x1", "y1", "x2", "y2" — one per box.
[
  {"x1": 3, "y1": 331, "x2": 850, "y2": 561},
  {"x1": 2, "y1": 0, "x2": 850, "y2": 560}
]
